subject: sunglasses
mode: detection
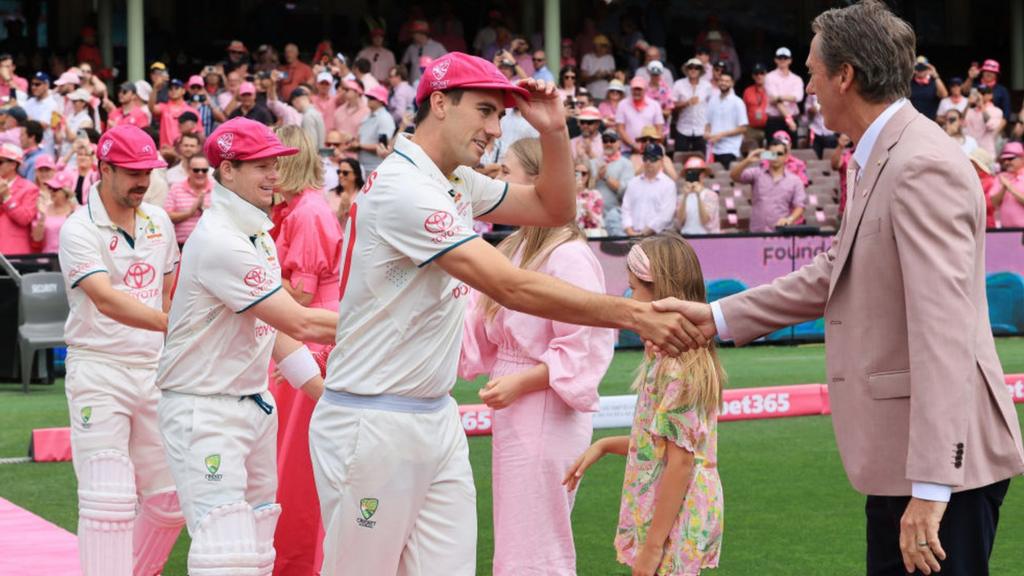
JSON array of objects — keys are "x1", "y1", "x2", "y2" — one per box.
[
  {"x1": 563, "y1": 74, "x2": 576, "y2": 79},
  {"x1": 338, "y1": 169, "x2": 354, "y2": 176},
  {"x1": 601, "y1": 137, "x2": 617, "y2": 143},
  {"x1": 31, "y1": 81, "x2": 46, "y2": 87},
  {"x1": 533, "y1": 58, "x2": 545, "y2": 62},
  {"x1": 192, "y1": 167, "x2": 210, "y2": 174},
  {"x1": 776, "y1": 56, "x2": 791, "y2": 60},
  {"x1": 326, "y1": 142, "x2": 345, "y2": 147},
  {"x1": 575, "y1": 170, "x2": 589, "y2": 177},
  {"x1": 579, "y1": 120, "x2": 599, "y2": 125}
]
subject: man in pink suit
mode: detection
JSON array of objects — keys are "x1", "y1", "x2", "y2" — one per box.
[
  {"x1": 0, "y1": 142, "x2": 40, "y2": 255},
  {"x1": 657, "y1": 2, "x2": 1024, "y2": 575}
]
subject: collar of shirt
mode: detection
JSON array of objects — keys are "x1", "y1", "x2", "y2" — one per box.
[
  {"x1": 392, "y1": 132, "x2": 457, "y2": 190},
  {"x1": 210, "y1": 180, "x2": 274, "y2": 236},
  {"x1": 86, "y1": 182, "x2": 153, "y2": 231},
  {"x1": 852, "y1": 98, "x2": 907, "y2": 179}
]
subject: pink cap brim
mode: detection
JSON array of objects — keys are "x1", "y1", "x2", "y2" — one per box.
[{"x1": 110, "y1": 157, "x2": 168, "y2": 170}]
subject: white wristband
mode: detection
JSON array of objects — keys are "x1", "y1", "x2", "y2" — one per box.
[{"x1": 277, "y1": 346, "x2": 319, "y2": 390}]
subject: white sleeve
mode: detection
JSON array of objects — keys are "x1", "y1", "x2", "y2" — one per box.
[
  {"x1": 455, "y1": 166, "x2": 508, "y2": 218},
  {"x1": 200, "y1": 236, "x2": 282, "y2": 313},
  {"x1": 377, "y1": 175, "x2": 479, "y2": 267},
  {"x1": 58, "y1": 220, "x2": 107, "y2": 289}
]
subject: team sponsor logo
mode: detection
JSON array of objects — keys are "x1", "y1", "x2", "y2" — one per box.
[
  {"x1": 141, "y1": 144, "x2": 153, "y2": 155},
  {"x1": 204, "y1": 454, "x2": 223, "y2": 481},
  {"x1": 244, "y1": 266, "x2": 268, "y2": 288},
  {"x1": 423, "y1": 210, "x2": 454, "y2": 234},
  {"x1": 80, "y1": 406, "x2": 92, "y2": 429},
  {"x1": 432, "y1": 60, "x2": 450, "y2": 81},
  {"x1": 109, "y1": 235, "x2": 119, "y2": 251},
  {"x1": 360, "y1": 170, "x2": 377, "y2": 194},
  {"x1": 68, "y1": 261, "x2": 99, "y2": 282},
  {"x1": 100, "y1": 139, "x2": 113, "y2": 159},
  {"x1": 144, "y1": 219, "x2": 162, "y2": 240},
  {"x1": 216, "y1": 133, "x2": 235, "y2": 159},
  {"x1": 357, "y1": 498, "x2": 379, "y2": 528},
  {"x1": 123, "y1": 262, "x2": 156, "y2": 289}
]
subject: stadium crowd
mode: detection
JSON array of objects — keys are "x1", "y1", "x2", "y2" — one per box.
[{"x1": 1, "y1": 10, "x2": 1023, "y2": 257}]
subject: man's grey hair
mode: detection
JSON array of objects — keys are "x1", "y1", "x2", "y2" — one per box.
[{"x1": 811, "y1": 0, "x2": 915, "y2": 104}]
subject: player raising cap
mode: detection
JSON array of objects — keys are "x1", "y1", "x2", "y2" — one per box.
[
  {"x1": 155, "y1": 117, "x2": 337, "y2": 575},
  {"x1": 308, "y1": 51, "x2": 707, "y2": 575},
  {"x1": 58, "y1": 124, "x2": 185, "y2": 575}
]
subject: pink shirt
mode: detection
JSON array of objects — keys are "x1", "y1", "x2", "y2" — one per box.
[
  {"x1": 764, "y1": 69, "x2": 804, "y2": 118},
  {"x1": 270, "y1": 189, "x2": 344, "y2": 310},
  {"x1": 0, "y1": 176, "x2": 41, "y2": 255},
  {"x1": 615, "y1": 97, "x2": 664, "y2": 143},
  {"x1": 155, "y1": 100, "x2": 202, "y2": 148},
  {"x1": 40, "y1": 211, "x2": 69, "y2": 253},
  {"x1": 571, "y1": 132, "x2": 602, "y2": 159},
  {"x1": 108, "y1": 105, "x2": 150, "y2": 129},
  {"x1": 61, "y1": 166, "x2": 100, "y2": 205},
  {"x1": 989, "y1": 170, "x2": 1024, "y2": 227},
  {"x1": 740, "y1": 166, "x2": 807, "y2": 232},
  {"x1": 333, "y1": 102, "x2": 370, "y2": 159},
  {"x1": 312, "y1": 93, "x2": 338, "y2": 133},
  {"x1": 963, "y1": 104, "x2": 1003, "y2": 156},
  {"x1": 164, "y1": 179, "x2": 214, "y2": 243}
]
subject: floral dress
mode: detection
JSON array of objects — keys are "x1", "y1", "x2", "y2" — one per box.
[
  {"x1": 615, "y1": 361, "x2": 724, "y2": 575},
  {"x1": 576, "y1": 187, "x2": 606, "y2": 236}
]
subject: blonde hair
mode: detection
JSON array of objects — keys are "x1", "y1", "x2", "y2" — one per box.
[
  {"x1": 273, "y1": 125, "x2": 323, "y2": 193},
  {"x1": 573, "y1": 155, "x2": 595, "y2": 189},
  {"x1": 478, "y1": 138, "x2": 586, "y2": 320},
  {"x1": 631, "y1": 233, "x2": 725, "y2": 415}
]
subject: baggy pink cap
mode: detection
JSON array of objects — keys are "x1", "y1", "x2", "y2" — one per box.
[{"x1": 204, "y1": 117, "x2": 299, "y2": 168}]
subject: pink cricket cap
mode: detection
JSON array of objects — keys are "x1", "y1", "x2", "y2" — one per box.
[
  {"x1": 0, "y1": 142, "x2": 23, "y2": 163},
  {"x1": 415, "y1": 52, "x2": 530, "y2": 108},
  {"x1": 97, "y1": 125, "x2": 167, "y2": 170},
  {"x1": 204, "y1": 117, "x2": 299, "y2": 168},
  {"x1": 982, "y1": 59, "x2": 1001, "y2": 74},
  {"x1": 629, "y1": 76, "x2": 648, "y2": 89},
  {"x1": 187, "y1": 75, "x2": 204, "y2": 88},
  {"x1": 341, "y1": 79, "x2": 364, "y2": 95},
  {"x1": 238, "y1": 81, "x2": 256, "y2": 96},
  {"x1": 999, "y1": 141, "x2": 1023, "y2": 160},
  {"x1": 33, "y1": 154, "x2": 56, "y2": 171},
  {"x1": 54, "y1": 71, "x2": 81, "y2": 87},
  {"x1": 577, "y1": 106, "x2": 601, "y2": 121},
  {"x1": 366, "y1": 85, "x2": 389, "y2": 104},
  {"x1": 45, "y1": 171, "x2": 72, "y2": 191}
]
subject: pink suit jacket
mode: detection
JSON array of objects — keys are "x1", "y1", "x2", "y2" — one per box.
[{"x1": 719, "y1": 102, "x2": 1024, "y2": 496}]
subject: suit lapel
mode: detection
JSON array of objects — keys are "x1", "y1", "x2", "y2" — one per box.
[{"x1": 828, "y1": 103, "x2": 917, "y2": 298}]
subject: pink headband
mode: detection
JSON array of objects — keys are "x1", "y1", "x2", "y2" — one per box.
[{"x1": 627, "y1": 244, "x2": 653, "y2": 282}]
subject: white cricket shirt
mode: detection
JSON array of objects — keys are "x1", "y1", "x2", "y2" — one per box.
[
  {"x1": 59, "y1": 183, "x2": 179, "y2": 366},
  {"x1": 156, "y1": 182, "x2": 282, "y2": 396},
  {"x1": 324, "y1": 133, "x2": 507, "y2": 398}
]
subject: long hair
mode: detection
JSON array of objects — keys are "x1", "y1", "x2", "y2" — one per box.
[
  {"x1": 478, "y1": 138, "x2": 586, "y2": 320},
  {"x1": 631, "y1": 232, "x2": 725, "y2": 415},
  {"x1": 334, "y1": 157, "x2": 364, "y2": 193},
  {"x1": 273, "y1": 124, "x2": 324, "y2": 194}
]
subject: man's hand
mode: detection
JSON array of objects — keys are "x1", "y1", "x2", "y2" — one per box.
[
  {"x1": 634, "y1": 300, "x2": 712, "y2": 356},
  {"x1": 775, "y1": 216, "x2": 790, "y2": 227},
  {"x1": 514, "y1": 78, "x2": 565, "y2": 135},
  {"x1": 648, "y1": 298, "x2": 717, "y2": 353},
  {"x1": 478, "y1": 374, "x2": 524, "y2": 409},
  {"x1": 899, "y1": 498, "x2": 948, "y2": 575}
]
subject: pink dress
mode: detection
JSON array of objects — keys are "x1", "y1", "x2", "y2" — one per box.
[
  {"x1": 0, "y1": 176, "x2": 41, "y2": 255},
  {"x1": 268, "y1": 188, "x2": 343, "y2": 576},
  {"x1": 460, "y1": 240, "x2": 615, "y2": 575},
  {"x1": 41, "y1": 212, "x2": 70, "y2": 253}
]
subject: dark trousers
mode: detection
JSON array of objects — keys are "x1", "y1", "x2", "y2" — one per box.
[
  {"x1": 865, "y1": 479, "x2": 1010, "y2": 576},
  {"x1": 714, "y1": 153, "x2": 738, "y2": 169},
  {"x1": 674, "y1": 134, "x2": 706, "y2": 154},
  {"x1": 812, "y1": 133, "x2": 839, "y2": 159}
]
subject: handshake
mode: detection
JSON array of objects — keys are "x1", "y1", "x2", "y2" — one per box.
[{"x1": 636, "y1": 298, "x2": 718, "y2": 355}]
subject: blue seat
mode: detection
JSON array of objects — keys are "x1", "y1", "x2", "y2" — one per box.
[
  {"x1": 987, "y1": 272, "x2": 1024, "y2": 335},
  {"x1": 706, "y1": 278, "x2": 748, "y2": 303},
  {"x1": 617, "y1": 288, "x2": 644, "y2": 349}
]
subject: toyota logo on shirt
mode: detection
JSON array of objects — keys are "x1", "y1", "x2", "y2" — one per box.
[
  {"x1": 123, "y1": 262, "x2": 156, "y2": 289},
  {"x1": 423, "y1": 211, "x2": 454, "y2": 234},
  {"x1": 244, "y1": 266, "x2": 268, "y2": 288}
]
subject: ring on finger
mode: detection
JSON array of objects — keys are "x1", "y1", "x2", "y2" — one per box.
[{"x1": 917, "y1": 541, "x2": 929, "y2": 548}]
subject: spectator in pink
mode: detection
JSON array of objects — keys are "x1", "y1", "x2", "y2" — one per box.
[
  {"x1": 629, "y1": 126, "x2": 678, "y2": 180},
  {"x1": 963, "y1": 85, "x2": 1004, "y2": 156},
  {"x1": 105, "y1": 82, "x2": 150, "y2": 129},
  {"x1": 31, "y1": 153, "x2": 57, "y2": 190},
  {"x1": 460, "y1": 137, "x2": 614, "y2": 575},
  {"x1": 312, "y1": 71, "x2": 338, "y2": 133},
  {"x1": 729, "y1": 136, "x2": 806, "y2": 232},
  {"x1": 599, "y1": 79, "x2": 625, "y2": 120},
  {"x1": 675, "y1": 156, "x2": 720, "y2": 235},
  {"x1": 764, "y1": 47, "x2": 804, "y2": 143},
  {"x1": 386, "y1": 65, "x2": 416, "y2": 125},
  {"x1": 969, "y1": 148, "x2": 997, "y2": 229},
  {"x1": 62, "y1": 140, "x2": 100, "y2": 205},
  {"x1": 148, "y1": 76, "x2": 200, "y2": 148},
  {"x1": 644, "y1": 61, "x2": 674, "y2": 121},
  {"x1": 574, "y1": 158, "x2": 605, "y2": 236},
  {"x1": 164, "y1": 154, "x2": 213, "y2": 248},
  {"x1": 30, "y1": 171, "x2": 74, "y2": 253},
  {"x1": 622, "y1": 143, "x2": 676, "y2": 236},
  {"x1": 356, "y1": 28, "x2": 396, "y2": 84},
  {"x1": 989, "y1": 141, "x2": 1024, "y2": 228},
  {"x1": 326, "y1": 157, "x2": 362, "y2": 229},
  {"x1": 332, "y1": 79, "x2": 369, "y2": 159},
  {"x1": 268, "y1": 125, "x2": 343, "y2": 575},
  {"x1": 616, "y1": 77, "x2": 664, "y2": 155},
  {"x1": 571, "y1": 106, "x2": 603, "y2": 160},
  {"x1": 0, "y1": 143, "x2": 40, "y2": 255},
  {"x1": 769, "y1": 130, "x2": 809, "y2": 186},
  {"x1": 830, "y1": 134, "x2": 854, "y2": 216}
]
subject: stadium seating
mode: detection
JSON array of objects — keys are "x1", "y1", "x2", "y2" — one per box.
[
  {"x1": 17, "y1": 272, "x2": 68, "y2": 393},
  {"x1": 986, "y1": 272, "x2": 1024, "y2": 335}
]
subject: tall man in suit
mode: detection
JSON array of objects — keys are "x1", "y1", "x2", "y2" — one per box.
[{"x1": 655, "y1": 2, "x2": 1024, "y2": 575}]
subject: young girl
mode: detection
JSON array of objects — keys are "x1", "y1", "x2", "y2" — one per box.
[{"x1": 564, "y1": 233, "x2": 725, "y2": 576}]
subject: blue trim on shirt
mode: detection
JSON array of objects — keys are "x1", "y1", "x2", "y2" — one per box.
[
  {"x1": 236, "y1": 285, "x2": 282, "y2": 314},
  {"x1": 393, "y1": 149, "x2": 417, "y2": 167},
  {"x1": 477, "y1": 182, "x2": 509, "y2": 218},
  {"x1": 418, "y1": 234, "x2": 479, "y2": 268},
  {"x1": 70, "y1": 269, "x2": 107, "y2": 289}
]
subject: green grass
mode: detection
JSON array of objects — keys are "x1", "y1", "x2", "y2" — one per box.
[{"x1": 2, "y1": 339, "x2": 1023, "y2": 575}]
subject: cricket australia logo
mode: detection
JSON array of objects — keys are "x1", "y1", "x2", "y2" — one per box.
[
  {"x1": 216, "y1": 133, "x2": 235, "y2": 158},
  {"x1": 357, "y1": 498, "x2": 379, "y2": 528},
  {"x1": 204, "y1": 454, "x2": 223, "y2": 481},
  {"x1": 432, "y1": 60, "x2": 450, "y2": 81},
  {"x1": 100, "y1": 139, "x2": 113, "y2": 159},
  {"x1": 80, "y1": 406, "x2": 92, "y2": 429}
]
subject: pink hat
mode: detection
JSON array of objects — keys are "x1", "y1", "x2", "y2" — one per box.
[
  {"x1": 97, "y1": 125, "x2": 167, "y2": 170},
  {"x1": 187, "y1": 75, "x2": 204, "y2": 88},
  {"x1": 204, "y1": 117, "x2": 299, "y2": 168},
  {"x1": 629, "y1": 76, "x2": 648, "y2": 89},
  {"x1": 409, "y1": 20, "x2": 430, "y2": 35},
  {"x1": 683, "y1": 156, "x2": 707, "y2": 171},
  {"x1": 0, "y1": 142, "x2": 23, "y2": 163},
  {"x1": 577, "y1": 106, "x2": 601, "y2": 121},
  {"x1": 982, "y1": 59, "x2": 1001, "y2": 74},
  {"x1": 415, "y1": 52, "x2": 530, "y2": 108},
  {"x1": 44, "y1": 171, "x2": 72, "y2": 191},
  {"x1": 33, "y1": 154, "x2": 56, "y2": 171},
  {"x1": 54, "y1": 71, "x2": 81, "y2": 87},
  {"x1": 366, "y1": 85, "x2": 389, "y2": 104},
  {"x1": 341, "y1": 79, "x2": 364, "y2": 95},
  {"x1": 238, "y1": 81, "x2": 256, "y2": 96},
  {"x1": 999, "y1": 141, "x2": 1023, "y2": 160},
  {"x1": 771, "y1": 130, "x2": 792, "y2": 146}
]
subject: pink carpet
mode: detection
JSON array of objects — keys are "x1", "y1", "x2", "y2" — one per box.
[{"x1": 0, "y1": 497, "x2": 80, "y2": 575}]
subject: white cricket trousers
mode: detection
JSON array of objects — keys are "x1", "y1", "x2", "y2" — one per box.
[{"x1": 309, "y1": 391, "x2": 477, "y2": 576}]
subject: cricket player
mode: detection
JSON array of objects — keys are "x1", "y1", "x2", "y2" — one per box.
[
  {"x1": 310, "y1": 52, "x2": 707, "y2": 575},
  {"x1": 156, "y1": 117, "x2": 337, "y2": 575},
  {"x1": 58, "y1": 124, "x2": 183, "y2": 576}
]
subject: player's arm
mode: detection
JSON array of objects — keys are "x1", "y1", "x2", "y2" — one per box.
[
  {"x1": 271, "y1": 332, "x2": 324, "y2": 399},
  {"x1": 248, "y1": 289, "x2": 337, "y2": 344},
  {"x1": 77, "y1": 273, "x2": 168, "y2": 332},
  {"x1": 435, "y1": 237, "x2": 706, "y2": 355},
  {"x1": 162, "y1": 269, "x2": 175, "y2": 312}
]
